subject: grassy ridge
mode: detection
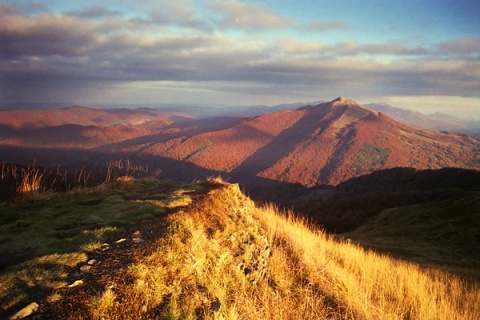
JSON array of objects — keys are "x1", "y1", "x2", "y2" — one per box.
[
  {"x1": 1, "y1": 178, "x2": 479, "y2": 319},
  {"x1": 82, "y1": 179, "x2": 479, "y2": 319}
]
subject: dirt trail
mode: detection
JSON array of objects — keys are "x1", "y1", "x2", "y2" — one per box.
[{"x1": 38, "y1": 182, "x2": 220, "y2": 319}]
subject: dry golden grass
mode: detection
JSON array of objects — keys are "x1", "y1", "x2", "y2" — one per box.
[
  {"x1": 3, "y1": 175, "x2": 468, "y2": 319},
  {"x1": 82, "y1": 179, "x2": 480, "y2": 319},
  {"x1": 256, "y1": 204, "x2": 480, "y2": 320},
  {"x1": 14, "y1": 163, "x2": 47, "y2": 200}
]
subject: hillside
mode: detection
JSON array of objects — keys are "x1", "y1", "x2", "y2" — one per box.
[
  {"x1": 344, "y1": 191, "x2": 480, "y2": 273},
  {"x1": 0, "y1": 106, "x2": 193, "y2": 138},
  {"x1": 247, "y1": 167, "x2": 480, "y2": 237},
  {"x1": 0, "y1": 178, "x2": 479, "y2": 319},
  {"x1": 1, "y1": 97, "x2": 479, "y2": 187}
]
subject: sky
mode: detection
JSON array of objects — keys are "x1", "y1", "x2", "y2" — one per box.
[{"x1": 0, "y1": 0, "x2": 479, "y2": 118}]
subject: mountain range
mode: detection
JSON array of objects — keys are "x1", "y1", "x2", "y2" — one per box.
[
  {"x1": 1, "y1": 97, "x2": 479, "y2": 188},
  {"x1": 1, "y1": 97, "x2": 480, "y2": 319}
]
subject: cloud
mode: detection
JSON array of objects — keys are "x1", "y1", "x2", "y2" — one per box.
[
  {"x1": 438, "y1": 37, "x2": 480, "y2": 54},
  {"x1": 0, "y1": 13, "x2": 98, "y2": 57},
  {"x1": 276, "y1": 39, "x2": 326, "y2": 54},
  {"x1": 208, "y1": 0, "x2": 293, "y2": 30},
  {"x1": 360, "y1": 41, "x2": 430, "y2": 56},
  {"x1": 147, "y1": 0, "x2": 211, "y2": 30},
  {"x1": 306, "y1": 20, "x2": 347, "y2": 31},
  {"x1": 67, "y1": 6, "x2": 121, "y2": 19},
  {"x1": 0, "y1": 3, "x2": 17, "y2": 15},
  {"x1": 0, "y1": 2, "x2": 48, "y2": 15},
  {"x1": 1, "y1": 3, "x2": 479, "y2": 105},
  {"x1": 275, "y1": 39, "x2": 432, "y2": 57}
]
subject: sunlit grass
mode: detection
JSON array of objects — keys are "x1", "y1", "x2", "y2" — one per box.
[
  {"x1": 255, "y1": 203, "x2": 480, "y2": 320},
  {"x1": 81, "y1": 179, "x2": 480, "y2": 320}
]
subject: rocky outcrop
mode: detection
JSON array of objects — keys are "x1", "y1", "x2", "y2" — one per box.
[
  {"x1": 199, "y1": 181, "x2": 271, "y2": 284},
  {"x1": 236, "y1": 234, "x2": 271, "y2": 284}
]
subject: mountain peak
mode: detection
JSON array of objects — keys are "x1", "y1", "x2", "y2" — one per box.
[
  {"x1": 330, "y1": 96, "x2": 363, "y2": 107},
  {"x1": 333, "y1": 96, "x2": 349, "y2": 103},
  {"x1": 297, "y1": 97, "x2": 378, "y2": 127}
]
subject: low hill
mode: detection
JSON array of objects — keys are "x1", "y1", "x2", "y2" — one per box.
[
  {"x1": 279, "y1": 167, "x2": 480, "y2": 234},
  {"x1": 0, "y1": 178, "x2": 479, "y2": 319},
  {"x1": 335, "y1": 167, "x2": 480, "y2": 195},
  {"x1": 344, "y1": 191, "x2": 480, "y2": 274}
]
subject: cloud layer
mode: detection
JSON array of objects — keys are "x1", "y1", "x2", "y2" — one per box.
[{"x1": 1, "y1": 1, "x2": 479, "y2": 107}]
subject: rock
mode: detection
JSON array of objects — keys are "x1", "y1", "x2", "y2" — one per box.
[
  {"x1": 9, "y1": 302, "x2": 39, "y2": 319},
  {"x1": 68, "y1": 280, "x2": 84, "y2": 288},
  {"x1": 80, "y1": 265, "x2": 92, "y2": 273},
  {"x1": 132, "y1": 238, "x2": 145, "y2": 244},
  {"x1": 211, "y1": 297, "x2": 221, "y2": 312},
  {"x1": 101, "y1": 243, "x2": 110, "y2": 251},
  {"x1": 132, "y1": 231, "x2": 141, "y2": 238},
  {"x1": 236, "y1": 235, "x2": 271, "y2": 284},
  {"x1": 87, "y1": 259, "x2": 98, "y2": 265},
  {"x1": 115, "y1": 238, "x2": 127, "y2": 244}
]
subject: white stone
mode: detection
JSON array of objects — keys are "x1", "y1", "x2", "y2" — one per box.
[
  {"x1": 87, "y1": 259, "x2": 98, "y2": 265},
  {"x1": 9, "y1": 302, "x2": 39, "y2": 319},
  {"x1": 80, "y1": 265, "x2": 92, "y2": 273},
  {"x1": 68, "y1": 280, "x2": 84, "y2": 288}
]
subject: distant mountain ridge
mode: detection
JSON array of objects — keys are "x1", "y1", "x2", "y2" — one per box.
[
  {"x1": 0, "y1": 106, "x2": 193, "y2": 132},
  {"x1": 365, "y1": 103, "x2": 479, "y2": 133},
  {"x1": 0, "y1": 97, "x2": 479, "y2": 187}
]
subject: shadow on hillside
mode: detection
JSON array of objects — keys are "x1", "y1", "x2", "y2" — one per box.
[
  {"x1": 229, "y1": 111, "x2": 326, "y2": 180},
  {"x1": 89, "y1": 117, "x2": 248, "y2": 152}
]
